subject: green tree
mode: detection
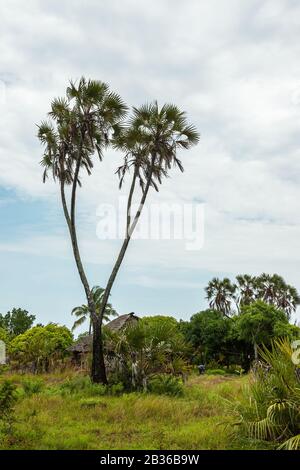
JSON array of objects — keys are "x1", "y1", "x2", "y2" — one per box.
[
  {"x1": 205, "y1": 278, "x2": 236, "y2": 317},
  {"x1": 0, "y1": 328, "x2": 9, "y2": 344},
  {"x1": 235, "y1": 274, "x2": 257, "y2": 308},
  {"x1": 38, "y1": 77, "x2": 127, "y2": 384},
  {"x1": 9, "y1": 323, "x2": 73, "y2": 372},
  {"x1": 0, "y1": 308, "x2": 35, "y2": 337},
  {"x1": 181, "y1": 309, "x2": 232, "y2": 363},
  {"x1": 236, "y1": 300, "x2": 294, "y2": 360},
  {"x1": 71, "y1": 286, "x2": 118, "y2": 334},
  {"x1": 98, "y1": 102, "x2": 199, "y2": 339},
  {"x1": 140, "y1": 315, "x2": 178, "y2": 330}
]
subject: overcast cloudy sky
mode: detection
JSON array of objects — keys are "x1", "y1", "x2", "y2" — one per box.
[{"x1": 1, "y1": 0, "x2": 300, "y2": 330}]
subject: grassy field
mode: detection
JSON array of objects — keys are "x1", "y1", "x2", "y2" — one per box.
[{"x1": 0, "y1": 372, "x2": 269, "y2": 450}]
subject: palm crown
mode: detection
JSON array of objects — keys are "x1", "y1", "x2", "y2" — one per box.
[
  {"x1": 71, "y1": 286, "x2": 118, "y2": 332},
  {"x1": 38, "y1": 77, "x2": 127, "y2": 185},
  {"x1": 205, "y1": 277, "x2": 237, "y2": 317},
  {"x1": 114, "y1": 101, "x2": 200, "y2": 191}
]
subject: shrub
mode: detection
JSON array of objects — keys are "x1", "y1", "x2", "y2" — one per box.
[
  {"x1": 9, "y1": 323, "x2": 73, "y2": 372},
  {"x1": 22, "y1": 378, "x2": 44, "y2": 396},
  {"x1": 237, "y1": 338, "x2": 300, "y2": 450},
  {"x1": 148, "y1": 374, "x2": 184, "y2": 397},
  {"x1": 0, "y1": 380, "x2": 17, "y2": 430},
  {"x1": 109, "y1": 382, "x2": 124, "y2": 396},
  {"x1": 60, "y1": 375, "x2": 107, "y2": 397},
  {"x1": 206, "y1": 369, "x2": 226, "y2": 375}
]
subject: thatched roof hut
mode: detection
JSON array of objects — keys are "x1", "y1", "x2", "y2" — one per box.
[{"x1": 69, "y1": 312, "x2": 139, "y2": 355}]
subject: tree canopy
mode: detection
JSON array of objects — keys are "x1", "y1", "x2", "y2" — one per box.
[
  {"x1": 9, "y1": 324, "x2": 73, "y2": 372},
  {"x1": 0, "y1": 308, "x2": 35, "y2": 337}
]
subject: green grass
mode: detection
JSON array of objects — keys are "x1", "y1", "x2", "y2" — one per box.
[{"x1": 0, "y1": 371, "x2": 266, "y2": 450}]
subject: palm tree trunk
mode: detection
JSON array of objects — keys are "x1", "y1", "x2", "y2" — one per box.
[
  {"x1": 91, "y1": 316, "x2": 108, "y2": 384},
  {"x1": 98, "y1": 160, "x2": 155, "y2": 322},
  {"x1": 60, "y1": 171, "x2": 108, "y2": 384}
]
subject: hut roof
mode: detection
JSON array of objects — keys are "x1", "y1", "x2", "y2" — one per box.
[
  {"x1": 69, "y1": 312, "x2": 139, "y2": 353},
  {"x1": 105, "y1": 312, "x2": 139, "y2": 332}
]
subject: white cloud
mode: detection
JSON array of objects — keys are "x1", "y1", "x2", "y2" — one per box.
[{"x1": 1, "y1": 0, "x2": 300, "y2": 318}]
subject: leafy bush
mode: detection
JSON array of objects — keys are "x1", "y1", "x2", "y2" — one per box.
[
  {"x1": 22, "y1": 378, "x2": 44, "y2": 396},
  {"x1": 237, "y1": 338, "x2": 300, "y2": 450},
  {"x1": 9, "y1": 323, "x2": 73, "y2": 372},
  {"x1": 206, "y1": 369, "x2": 226, "y2": 375},
  {"x1": 148, "y1": 374, "x2": 184, "y2": 397},
  {"x1": 109, "y1": 382, "x2": 124, "y2": 396},
  {"x1": 226, "y1": 365, "x2": 245, "y2": 376},
  {"x1": 0, "y1": 380, "x2": 17, "y2": 429},
  {"x1": 60, "y1": 375, "x2": 107, "y2": 397}
]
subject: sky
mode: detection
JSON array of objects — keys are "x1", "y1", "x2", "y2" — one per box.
[{"x1": 1, "y1": 0, "x2": 300, "y2": 332}]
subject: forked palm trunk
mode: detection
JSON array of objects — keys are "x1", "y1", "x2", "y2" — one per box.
[
  {"x1": 91, "y1": 316, "x2": 108, "y2": 384},
  {"x1": 98, "y1": 159, "x2": 155, "y2": 323},
  {"x1": 60, "y1": 173, "x2": 108, "y2": 384}
]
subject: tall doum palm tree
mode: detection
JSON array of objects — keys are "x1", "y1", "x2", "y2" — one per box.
[
  {"x1": 205, "y1": 277, "x2": 236, "y2": 317},
  {"x1": 235, "y1": 274, "x2": 257, "y2": 310},
  {"x1": 71, "y1": 286, "x2": 118, "y2": 334},
  {"x1": 97, "y1": 102, "x2": 199, "y2": 323},
  {"x1": 255, "y1": 273, "x2": 300, "y2": 319},
  {"x1": 38, "y1": 77, "x2": 127, "y2": 383}
]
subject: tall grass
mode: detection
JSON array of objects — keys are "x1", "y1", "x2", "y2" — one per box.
[{"x1": 0, "y1": 372, "x2": 249, "y2": 450}]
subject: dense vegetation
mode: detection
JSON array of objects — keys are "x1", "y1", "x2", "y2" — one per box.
[
  {"x1": 0, "y1": 372, "x2": 253, "y2": 450},
  {"x1": 0, "y1": 272, "x2": 299, "y2": 450}
]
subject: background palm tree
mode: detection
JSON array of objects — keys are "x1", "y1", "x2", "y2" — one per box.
[
  {"x1": 98, "y1": 102, "x2": 199, "y2": 324},
  {"x1": 235, "y1": 274, "x2": 257, "y2": 310},
  {"x1": 38, "y1": 77, "x2": 127, "y2": 383},
  {"x1": 205, "y1": 277, "x2": 236, "y2": 317},
  {"x1": 255, "y1": 273, "x2": 299, "y2": 319},
  {"x1": 71, "y1": 286, "x2": 118, "y2": 334}
]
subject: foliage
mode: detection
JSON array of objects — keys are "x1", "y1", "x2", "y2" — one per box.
[
  {"x1": 0, "y1": 308, "x2": 35, "y2": 337},
  {"x1": 181, "y1": 309, "x2": 250, "y2": 368},
  {"x1": 182, "y1": 309, "x2": 231, "y2": 356},
  {"x1": 206, "y1": 369, "x2": 226, "y2": 376},
  {"x1": 79, "y1": 397, "x2": 107, "y2": 408},
  {"x1": 21, "y1": 378, "x2": 44, "y2": 396},
  {"x1": 0, "y1": 380, "x2": 17, "y2": 430},
  {"x1": 205, "y1": 273, "x2": 300, "y2": 319},
  {"x1": 71, "y1": 286, "x2": 118, "y2": 333},
  {"x1": 38, "y1": 77, "x2": 127, "y2": 186},
  {"x1": 148, "y1": 374, "x2": 184, "y2": 397},
  {"x1": 9, "y1": 323, "x2": 73, "y2": 372},
  {"x1": 59, "y1": 375, "x2": 124, "y2": 397},
  {"x1": 0, "y1": 327, "x2": 9, "y2": 346},
  {"x1": 236, "y1": 301, "x2": 296, "y2": 357},
  {"x1": 108, "y1": 317, "x2": 189, "y2": 390},
  {"x1": 205, "y1": 278, "x2": 236, "y2": 317},
  {"x1": 60, "y1": 375, "x2": 107, "y2": 397},
  {"x1": 236, "y1": 338, "x2": 300, "y2": 449},
  {"x1": 114, "y1": 101, "x2": 200, "y2": 193},
  {"x1": 0, "y1": 371, "x2": 249, "y2": 450},
  {"x1": 140, "y1": 315, "x2": 178, "y2": 330}
]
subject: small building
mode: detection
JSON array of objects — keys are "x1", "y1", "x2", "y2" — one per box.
[{"x1": 69, "y1": 312, "x2": 139, "y2": 367}]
